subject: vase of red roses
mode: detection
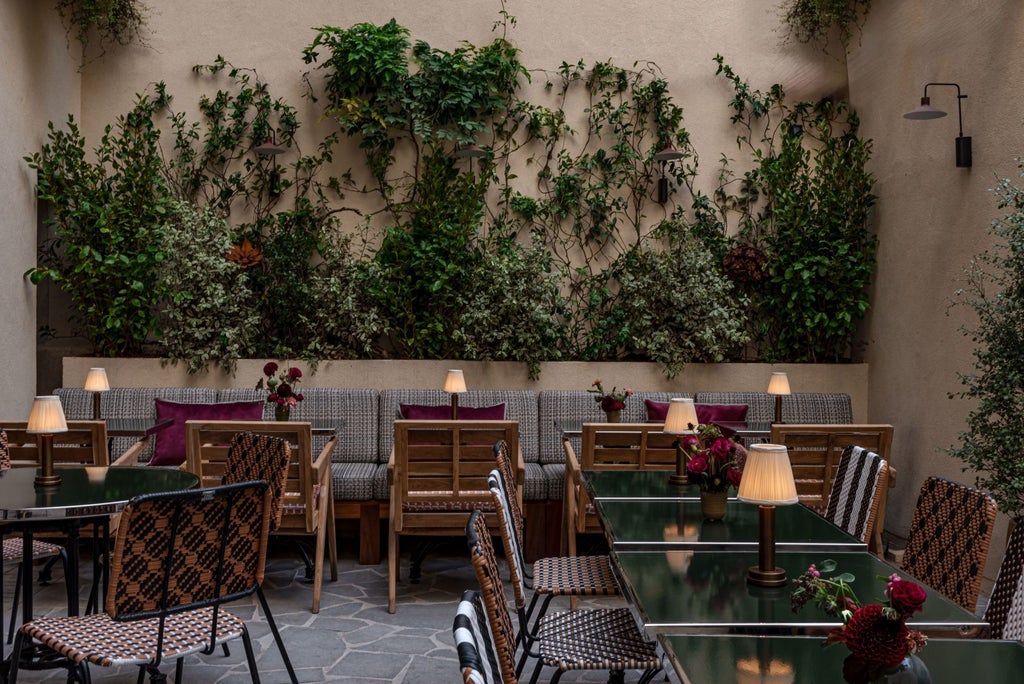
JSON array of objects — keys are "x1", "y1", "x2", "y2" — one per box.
[
  {"x1": 791, "y1": 560, "x2": 930, "y2": 684},
  {"x1": 258, "y1": 362, "x2": 304, "y2": 421},
  {"x1": 587, "y1": 379, "x2": 633, "y2": 422},
  {"x1": 683, "y1": 424, "x2": 746, "y2": 520}
]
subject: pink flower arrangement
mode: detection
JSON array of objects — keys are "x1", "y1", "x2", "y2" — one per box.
[
  {"x1": 587, "y1": 379, "x2": 633, "y2": 412},
  {"x1": 791, "y1": 560, "x2": 928, "y2": 683},
  {"x1": 683, "y1": 424, "x2": 745, "y2": 492},
  {"x1": 258, "y1": 362, "x2": 304, "y2": 411}
]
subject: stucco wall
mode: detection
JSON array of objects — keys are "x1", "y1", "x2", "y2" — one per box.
[
  {"x1": 849, "y1": 2, "x2": 1024, "y2": 570},
  {"x1": 0, "y1": 2, "x2": 79, "y2": 417}
]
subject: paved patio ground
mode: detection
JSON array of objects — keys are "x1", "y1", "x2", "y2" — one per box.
[{"x1": 3, "y1": 536, "x2": 671, "y2": 683}]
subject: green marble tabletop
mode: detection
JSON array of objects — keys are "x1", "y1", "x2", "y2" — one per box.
[
  {"x1": 0, "y1": 465, "x2": 200, "y2": 520},
  {"x1": 596, "y1": 499, "x2": 865, "y2": 552},
  {"x1": 583, "y1": 469, "x2": 735, "y2": 500},
  {"x1": 612, "y1": 550, "x2": 987, "y2": 638},
  {"x1": 659, "y1": 635, "x2": 1023, "y2": 684}
]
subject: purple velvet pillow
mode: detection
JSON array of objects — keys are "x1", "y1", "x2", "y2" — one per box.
[
  {"x1": 399, "y1": 403, "x2": 506, "y2": 420},
  {"x1": 151, "y1": 399, "x2": 264, "y2": 466},
  {"x1": 644, "y1": 400, "x2": 748, "y2": 425}
]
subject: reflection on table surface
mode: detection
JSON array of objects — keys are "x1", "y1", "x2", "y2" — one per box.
[
  {"x1": 0, "y1": 465, "x2": 200, "y2": 519},
  {"x1": 612, "y1": 550, "x2": 987, "y2": 637},
  {"x1": 660, "y1": 635, "x2": 1024, "y2": 684},
  {"x1": 583, "y1": 469, "x2": 736, "y2": 500},
  {"x1": 596, "y1": 499, "x2": 865, "y2": 551}
]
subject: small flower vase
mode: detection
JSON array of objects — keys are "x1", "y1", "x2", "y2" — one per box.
[
  {"x1": 699, "y1": 490, "x2": 728, "y2": 521},
  {"x1": 605, "y1": 410, "x2": 622, "y2": 423},
  {"x1": 869, "y1": 655, "x2": 931, "y2": 684},
  {"x1": 274, "y1": 404, "x2": 291, "y2": 422}
]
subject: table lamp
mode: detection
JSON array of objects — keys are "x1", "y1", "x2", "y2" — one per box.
[
  {"x1": 737, "y1": 443, "x2": 798, "y2": 587},
  {"x1": 84, "y1": 367, "x2": 110, "y2": 420},
  {"x1": 27, "y1": 395, "x2": 69, "y2": 487},
  {"x1": 767, "y1": 372, "x2": 791, "y2": 424},
  {"x1": 444, "y1": 369, "x2": 467, "y2": 419},
  {"x1": 663, "y1": 397, "x2": 699, "y2": 485}
]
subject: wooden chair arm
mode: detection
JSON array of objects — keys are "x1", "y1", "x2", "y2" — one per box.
[
  {"x1": 386, "y1": 447, "x2": 395, "y2": 486},
  {"x1": 113, "y1": 437, "x2": 150, "y2": 466},
  {"x1": 312, "y1": 435, "x2": 337, "y2": 484}
]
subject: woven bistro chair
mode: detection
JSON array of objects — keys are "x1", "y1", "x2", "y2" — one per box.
[
  {"x1": 7, "y1": 481, "x2": 298, "y2": 684},
  {"x1": 453, "y1": 589, "x2": 504, "y2": 684},
  {"x1": 822, "y1": 445, "x2": 890, "y2": 553},
  {"x1": 0, "y1": 427, "x2": 71, "y2": 649},
  {"x1": 901, "y1": 476, "x2": 998, "y2": 612},
  {"x1": 222, "y1": 431, "x2": 292, "y2": 532},
  {"x1": 983, "y1": 520, "x2": 1024, "y2": 640},
  {"x1": 466, "y1": 510, "x2": 661, "y2": 684},
  {"x1": 492, "y1": 439, "x2": 619, "y2": 616}
]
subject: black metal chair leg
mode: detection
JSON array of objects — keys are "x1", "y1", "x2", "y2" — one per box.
[
  {"x1": 7, "y1": 630, "x2": 24, "y2": 683},
  {"x1": 257, "y1": 587, "x2": 299, "y2": 684},
  {"x1": 7, "y1": 564, "x2": 22, "y2": 644},
  {"x1": 240, "y1": 628, "x2": 262, "y2": 684},
  {"x1": 174, "y1": 657, "x2": 184, "y2": 683}
]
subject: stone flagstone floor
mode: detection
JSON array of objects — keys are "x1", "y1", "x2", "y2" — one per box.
[{"x1": 3, "y1": 538, "x2": 669, "y2": 683}]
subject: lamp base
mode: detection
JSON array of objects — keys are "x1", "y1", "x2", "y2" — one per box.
[
  {"x1": 34, "y1": 473, "x2": 62, "y2": 487},
  {"x1": 668, "y1": 473, "x2": 689, "y2": 485},
  {"x1": 746, "y1": 565, "x2": 787, "y2": 587}
]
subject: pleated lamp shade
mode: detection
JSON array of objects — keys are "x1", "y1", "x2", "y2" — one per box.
[
  {"x1": 767, "y1": 372, "x2": 791, "y2": 395},
  {"x1": 737, "y1": 444, "x2": 798, "y2": 505},
  {"x1": 27, "y1": 396, "x2": 68, "y2": 434},
  {"x1": 663, "y1": 397, "x2": 699, "y2": 434},
  {"x1": 84, "y1": 367, "x2": 110, "y2": 392},
  {"x1": 443, "y1": 369, "x2": 467, "y2": 394}
]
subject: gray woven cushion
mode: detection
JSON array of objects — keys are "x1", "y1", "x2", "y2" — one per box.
[
  {"x1": 537, "y1": 391, "x2": 606, "y2": 466},
  {"x1": 218, "y1": 387, "x2": 379, "y2": 464},
  {"x1": 377, "y1": 389, "x2": 538, "y2": 464},
  {"x1": 541, "y1": 463, "x2": 566, "y2": 501},
  {"x1": 331, "y1": 461, "x2": 382, "y2": 501},
  {"x1": 781, "y1": 393, "x2": 853, "y2": 423},
  {"x1": 521, "y1": 462, "x2": 548, "y2": 502}
]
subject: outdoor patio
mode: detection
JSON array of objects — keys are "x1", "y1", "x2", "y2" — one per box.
[{"x1": 2, "y1": 536, "x2": 643, "y2": 683}]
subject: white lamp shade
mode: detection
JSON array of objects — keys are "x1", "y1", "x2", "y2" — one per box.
[
  {"x1": 443, "y1": 369, "x2": 467, "y2": 394},
  {"x1": 663, "y1": 397, "x2": 699, "y2": 434},
  {"x1": 27, "y1": 396, "x2": 69, "y2": 434},
  {"x1": 84, "y1": 367, "x2": 110, "y2": 392},
  {"x1": 737, "y1": 444, "x2": 798, "y2": 505},
  {"x1": 767, "y1": 372, "x2": 791, "y2": 395}
]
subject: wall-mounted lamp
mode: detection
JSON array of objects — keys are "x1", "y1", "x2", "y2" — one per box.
[
  {"x1": 903, "y1": 82, "x2": 971, "y2": 168},
  {"x1": 444, "y1": 369, "x2": 467, "y2": 419},
  {"x1": 663, "y1": 397, "x2": 699, "y2": 485},
  {"x1": 254, "y1": 135, "x2": 286, "y2": 196},
  {"x1": 737, "y1": 443, "x2": 798, "y2": 587},
  {"x1": 83, "y1": 367, "x2": 109, "y2": 421},
  {"x1": 454, "y1": 143, "x2": 487, "y2": 159},
  {"x1": 654, "y1": 143, "x2": 685, "y2": 204},
  {"x1": 27, "y1": 395, "x2": 69, "y2": 487},
  {"x1": 766, "y1": 372, "x2": 791, "y2": 424}
]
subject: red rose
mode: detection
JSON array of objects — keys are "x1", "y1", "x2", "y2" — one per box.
[
  {"x1": 288, "y1": 367, "x2": 302, "y2": 380},
  {"x1": 710, "y1": 437, "x2": 732, "y2": 459},
  {"x1": 277, "y1": 383, "x2": 293, "y2": 398},
  {"x1": 887, "y1": 580, "x2": 927, "y2": 617},
  {"x1": 687, "y1": 456, "x2": 708, "y2": 474},
  {"x1": 295, "y1": 393, "x2": 304, "y2": 402},
  {"x1": 266, "y1": 393, "x2": 278, "y2": 402},
  {"x1": 682, "y1": 435, "x2": 701, "y2": 451},
  {"x1": 263, "y1": 362, "x2": 279, "y2": 377},
  {"x1": 726, "y1": 467, "x2": 742, "y2": 486}
]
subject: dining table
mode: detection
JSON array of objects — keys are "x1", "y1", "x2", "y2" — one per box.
[
  {"x1": 659, "y1": 634, "x2": 1024, "y2": 684},
  {"x1": 0, "y1": 464, "x2": 200, "y2": 667}
]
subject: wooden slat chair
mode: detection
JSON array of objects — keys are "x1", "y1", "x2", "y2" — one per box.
[
  {"x1": 901, "y1": 476, "x2": 997, "y2": 612},
  {"x1": 768, "y1": 424, "x2": 894, "y2": 522},
  {"x1": 564, "y1": 423, "x2": 678, "y2": 557},
  {"x1": 982, "y1": 519, "x2": 1024, "y2": 640},
  {"x1": 184, "y1": 420, "x2": 338, "y2": 614},
  {"x1": 388, "y1": 419, "x2": 521, "y2": 614},
  {"x1": 822, "y1": 446, "x2": 890, "y2": 554},
  {"x1": 1, "y1": 421, "x2": 108, "y2": 642}
]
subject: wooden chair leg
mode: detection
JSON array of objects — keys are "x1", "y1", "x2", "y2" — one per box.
[
  {"x1": 312, "y1": 509, "x2": 327, "y2": 614},
  {"x1": 388, "y1": 518, "x2": 398, "y2": 614},
  {"x1": 326, "y1": 487, "x2": 338, "y2": 581}
]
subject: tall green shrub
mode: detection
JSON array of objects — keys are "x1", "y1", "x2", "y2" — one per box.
[
  {"x1": 26, "y1": 104, "x2": 172, "y2": 356},
  {"x1": 948, "y1": 161, "x2": 1024, "y2": 518}
]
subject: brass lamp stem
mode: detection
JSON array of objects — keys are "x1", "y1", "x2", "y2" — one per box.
[
  {"x1": 34, "y1": 433, "x2": 62, "y2": 487},
  {"x1": 451, "y1": 394, "x2": 459, "y2": 420},
  {"x1": 669, "y1": 439, "x2": 689, "y2": 485},
  {"x1": 773, "y1": 395, "x2": 783, "y2": 424},
  {"x1": 747, "y1": 504, "x2": 786, "y2": 587},
  {"x1": 92, "y1": 391, "x2": 102, "y2": 421}
]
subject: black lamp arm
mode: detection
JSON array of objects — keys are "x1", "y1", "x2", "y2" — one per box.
[{"x1": 923, "y1": 82, "x2": 967, "y2": 136}]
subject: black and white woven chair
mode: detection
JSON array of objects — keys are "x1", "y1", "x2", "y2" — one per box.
[
  {"x1": 453, "y1": 589, "x2": 504, "y2": 684},
  {"x1": 466, "y1": 510, "x2": 661, "y2": 684},
  {"x1": 982, "y1": 518, "x2": 1024, "y2": 640},
  {"x1": 822, "y1": 445, "x2": 889, "y2": 549}
]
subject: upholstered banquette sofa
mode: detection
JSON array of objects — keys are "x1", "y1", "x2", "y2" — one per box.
[{"x1": 54, "y1": 387, "x2": 853, "y2": 563}]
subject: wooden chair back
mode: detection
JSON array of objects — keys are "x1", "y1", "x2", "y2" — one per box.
[
  {"x1": 185, "y1": 419, "x2": 338, "y2": 613},
  {"x1": 391, "y1": 420, "x2": 520, "y2": 534},
  {"x1": 768, "y1": 424, "x2": 893, "y2": 509},
  {"x1": 580, "y1": 423, "x2": 678, "y2": 470},
  {"x1": 0, "y1": 420, "x2": 109, "y2": 467}
]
